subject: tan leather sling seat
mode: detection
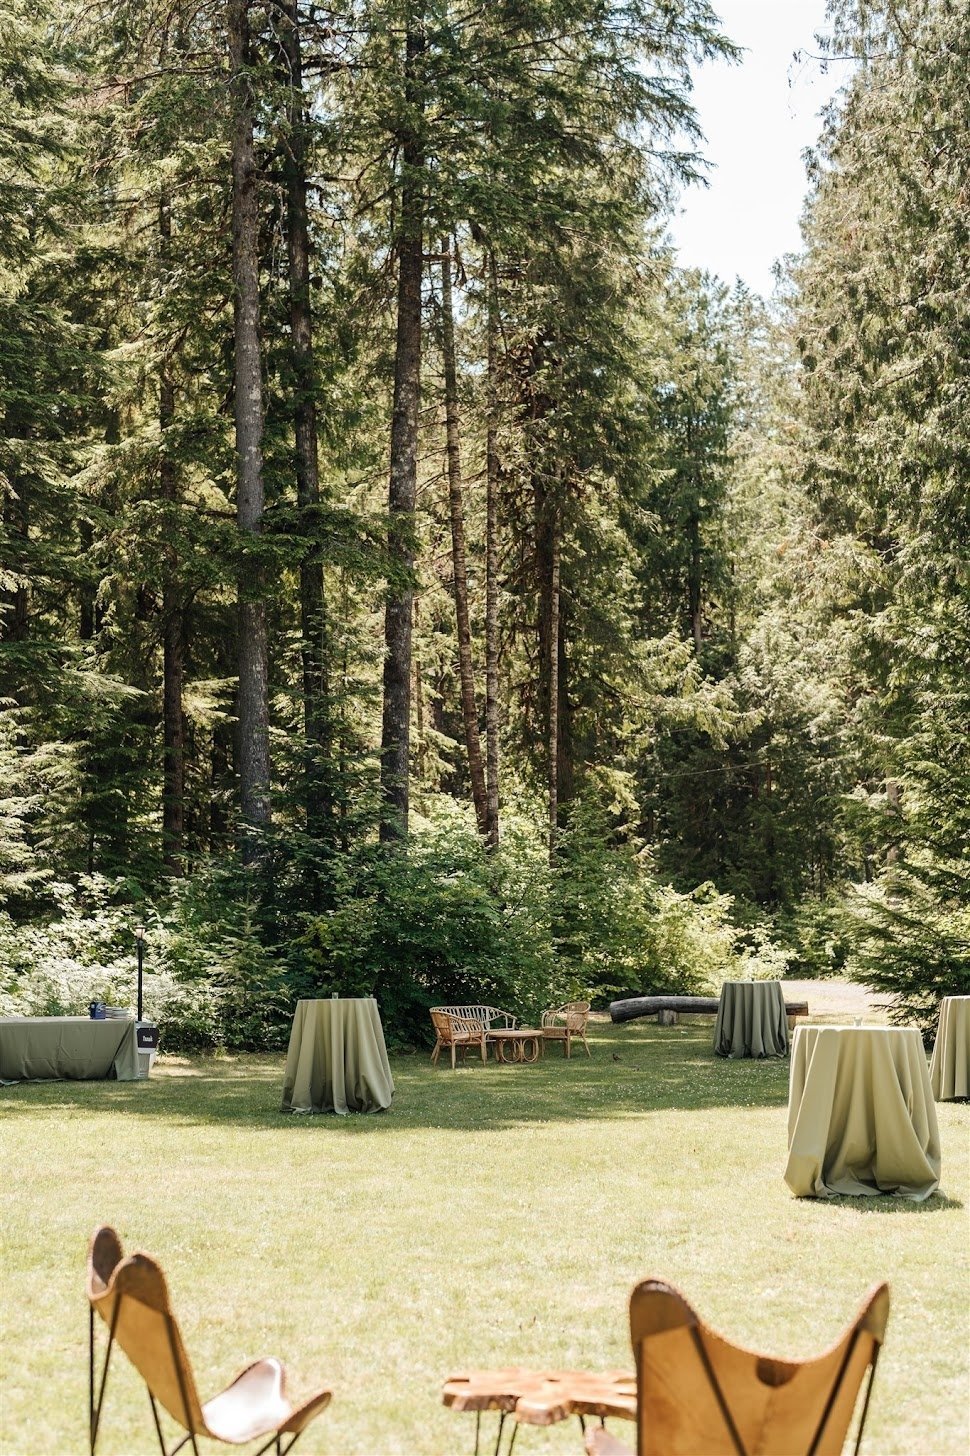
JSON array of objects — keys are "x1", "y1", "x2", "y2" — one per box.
[
  {"x1": 87, "y1": 1225, "x2": 332, "y2": 1456},
  {"x1": 586, "y1": 1278, "x2": 890, "y2": 1456}
]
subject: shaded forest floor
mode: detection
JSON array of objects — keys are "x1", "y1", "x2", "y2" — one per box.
[{"x1": 1, "y1": 983, "x2": 967, "y2": 1455}]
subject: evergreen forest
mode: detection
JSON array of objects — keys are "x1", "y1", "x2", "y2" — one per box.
[{"x1": 2, "y1": 0, "x2": 968, "y2": 1048}]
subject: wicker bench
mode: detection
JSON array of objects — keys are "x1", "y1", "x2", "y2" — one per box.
[{"x1": 429, "y1": 1005, "x2": 519, "y2": 1068}]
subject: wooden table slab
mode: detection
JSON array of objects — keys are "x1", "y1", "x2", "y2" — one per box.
[{"x1": 443, "y1": 1366, "x2": 636, "y2": 1425}]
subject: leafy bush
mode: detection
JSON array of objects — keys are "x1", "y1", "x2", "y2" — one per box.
[
  {"x1": 0, "y1": 876, "x2": 142, "y2": 1014},
  {"x1": 552, "y1": 806, "x2": 789, "y2": 1002},
  {"x1": 771, "y1": 897, "x2": 850, "y2": 980},
  {"x1": 155, "y1": 868, "x2": 293, "y2": 1051},
  {"x1": 848, "y1": 854, "x2": 970, "y2": 1037},
  {"x1": 298, "y1": 815, "x2": 557, "y2": 1046},
  {"x1": 0, "y1": 871, "x2": 286, "y2": 1052},
  {"x1": 0, "y1": 808, "x2": 792, "y2": 1053},
  {"x1": 0, "y1": 876, "x2": 222, "y2": 1049}
]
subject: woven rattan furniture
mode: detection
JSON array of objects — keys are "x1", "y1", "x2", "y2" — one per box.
[
  {"x1": 429, "y1": 1005, "x2": 518, "y2": 1068},
  {"x1": 429, "y1": 1010, "x2": 488, "y2": 1069},
  {"x1": 432, "y1": 1004, "x2": 519, "y2": 1031},
  {"x1": 86, "y1": 1225, "x2": 332, "y2": 1456},
  {"x1": 540, "y1": 1001, "x2": 591, "y2": 1058},
  {"x1": 443, "y1": 1366, "x2": 635, "y2": 1455},
  {"x1": 584, "y1": 1278, "x2": 890, "y2": 1456},
  {"x1": 489, "y1": 1029, "x2": 542, "y2": 1064}
]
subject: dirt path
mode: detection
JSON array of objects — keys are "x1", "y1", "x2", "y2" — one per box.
[{"x1": 780, "y1": 977, "x2": 891, "y2": 1022}]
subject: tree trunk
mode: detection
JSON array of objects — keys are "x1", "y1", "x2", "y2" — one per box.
[
  {"x1": 686, "y1": 418, "x2": 703, "y2": 651},
  {"x1": 484, "y1": 250, "x2": 501, "y2": 848},
  {"x1": 229, "y1": 0, "x2": 271, "y2": 854},
  {"x1": 555, "y1": 595, "x2": 573, "y2": 807},
  {"x1": 379, "y1": 13, "x2": 425, "y2": 842},
  {"x1": 159, "y1": 187, "x2": 185, "y2": 876},
  {"x1": 413, "y1": 595, "x2": 426, "y2": 789},
  {"x1": 610, "y1": 994, "x2": 808, "y2": 1024},
  {"x1": 209, "y1": 716, "x2": 233, "y2": 849},
  {"x1": 440, "y1": 236, "x2": 488, "y2": 836},
  {"x1": 279, "y1": 0, "x2": 330, "y2": 841},
  {"x1": 535, "y1": 456, "x2": 570, "y2": 856},
  {"x1": 547, "y1": 502, "x2": 560, "y2": 863}
]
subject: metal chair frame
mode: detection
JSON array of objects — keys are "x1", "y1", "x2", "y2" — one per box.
[{"x1": 88, "y1": 1296, "x2": 307, "y2": 1456}]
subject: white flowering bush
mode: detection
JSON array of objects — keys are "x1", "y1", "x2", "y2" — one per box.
[{"x1": 0, "y1": 877, "x2": 221, "y2": 1048}]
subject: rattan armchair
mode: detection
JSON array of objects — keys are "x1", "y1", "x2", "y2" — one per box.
[
  {"x1": 429, "y1": 1009, "x2": 489, "y2": 1068},
  {"x1": 87, "y1": 1225, "x2": 332, "y2": 1456},
  {"x1": 540, "y1": 1001, "x2": 591, "y2": 1058}
]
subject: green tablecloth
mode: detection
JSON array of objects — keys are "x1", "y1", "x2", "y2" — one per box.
[
  {"x1": 281, "y1": 998, "x2": 394, "y2": 1115},
  {"x1": 0, "y1": 1017, "x2": 140, "y2": 1082},
  {"x1": 786, "y1": 1026, "x2": 941, "y2": 1199},
  {"x1": 929, "y1": 995, "x2": 970, "y2": 1101},
  {"x1": 714, "y1": 980, "x2": 788, "y2": 1058}
]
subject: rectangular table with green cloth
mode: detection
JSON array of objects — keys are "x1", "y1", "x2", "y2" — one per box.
[
  {"x1": 0, "y1": 1016, "x2": 140, "y2": 1082},
  {"x1": 785, "y1": 1025, "x2": 941, "y2": 1200},
  {"x1": 713, "y1": 980, "x2": 788, "y2": 1058},
  {"x1": 281, "y1": 998, "x2": 394, "y2": 1115},
  {"x1": 929, "y1": 995, "x2": 970, "y2": 1101}
]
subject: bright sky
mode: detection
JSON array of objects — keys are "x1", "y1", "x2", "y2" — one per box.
[{"x1": 668, "y1": 0, "x2": 848, "y2": 297}]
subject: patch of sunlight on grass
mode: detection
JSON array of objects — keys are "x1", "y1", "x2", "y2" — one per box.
[{"x1": 1, "y1": 1013, "x2": 967, "y2": 1455}]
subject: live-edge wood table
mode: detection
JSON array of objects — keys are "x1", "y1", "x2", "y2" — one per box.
[{"x1": 443, "y1": 1367, "x2": 636, "y2": 1455}]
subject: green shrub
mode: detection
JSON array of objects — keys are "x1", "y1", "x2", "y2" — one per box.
[
  {"x1": 771, "y1": 897, "x2": 850, "y2": 980},
  {"x1": 0, "y1": 808, "x2": 792, "y2": 1052},
  {"x1": 552, "y1": 806, "x2": 788, "y2": 1002},
  {"x1": 0, "y1": 876, "x2": 224, "y2": 1050},
  {"x1": 298, "y1": 815, "x2": 557, "y2": 1046},
  {"x1": 848, "y1": 853, "x2": 970, "y2": 1037}
]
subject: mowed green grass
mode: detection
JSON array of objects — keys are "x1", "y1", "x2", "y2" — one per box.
[{"x1": 1, "y1": 1011, "x2": 967, "y2": 1456}]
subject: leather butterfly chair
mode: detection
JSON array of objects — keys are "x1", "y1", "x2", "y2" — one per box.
[
  {"x1": 586, "y1": 1278, "x2": 890, "y2": 1456},
  {"x1": 87, "y1": 1226, "x2": 332, "y2": 1456}
]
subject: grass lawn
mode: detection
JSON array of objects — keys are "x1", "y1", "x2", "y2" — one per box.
[{"x1": 1, "y1": 994, "x2": 968, "y2": 1455}]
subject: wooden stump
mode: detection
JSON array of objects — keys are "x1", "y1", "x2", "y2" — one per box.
[{"x1": 657, "y1": 1009, "x2": 679, "y2": 1027}]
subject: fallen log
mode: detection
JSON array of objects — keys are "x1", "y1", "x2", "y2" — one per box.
[
  {"x1": 610, "y1": 994, "x2": 808, "y2": 1024},
  {"x1": 610, "y1": 996, "x2": 719, "y2": 1021}
]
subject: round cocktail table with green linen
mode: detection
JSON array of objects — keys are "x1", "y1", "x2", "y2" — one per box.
[
  {"x1": 280, "y1": 997, "x2": 394, "y2": 1115},
  {"x1": 929, "y1": 995, "x2": 970, "y2": 1101},
  {"x1": 785, "y1": 1025, "x2": 941, "y2": 1199},
  {"x1": 713, "y1": 980, "x2": 788, "y2": 1058}
]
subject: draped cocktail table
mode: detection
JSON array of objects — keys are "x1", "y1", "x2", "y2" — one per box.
[
  {"x1": 714, "y1": 980, "x2": 788, "y2": 1058},
  {"x1": 785, "y1": 1025, "x2": 940, "y2": 1199},
  {"x1": 281, "y1": 998, "x2": 394, "y2": 1114},
  {"x1": 929, "y1": 995, "x2": 970, "y2": 1101}
]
